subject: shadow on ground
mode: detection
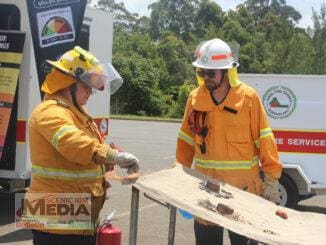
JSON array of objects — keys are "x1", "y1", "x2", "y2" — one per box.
[
  {"x1": 0, "y1": 193, "x2": 16, "y2": 225},
  {"x1": 297, "y1": 204, "x2": 326, "y2": 214},
  {"x1": 0, "y1": 229, "x2": 32, "y2": 243}
]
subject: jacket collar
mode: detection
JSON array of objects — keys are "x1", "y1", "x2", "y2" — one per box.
[
  {"x1": 221, "y1": 82, "x2": 245, "y2": 113},
  {"x1": 44, "y1": 93, "x2": 91, "y2": 125},
  {"x1": 191, "y1": 82, "x2": 245, "y2": 112}
]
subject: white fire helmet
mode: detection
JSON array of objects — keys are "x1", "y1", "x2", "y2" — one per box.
[{"x1": 192, "y1": 38, "x2": 239, "y2": 69}]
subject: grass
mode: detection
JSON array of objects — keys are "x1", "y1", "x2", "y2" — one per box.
[{"x1": 110, "y1": 114, "x2": 182, "y2": 123}]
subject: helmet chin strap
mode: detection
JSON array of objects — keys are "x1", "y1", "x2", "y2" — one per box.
[
  {"x1": 70, "y1": 83, "x2": 82, "y2": 113},
  {"x1": 215, "y1": 69, "x2": 226, "y2": 90}
]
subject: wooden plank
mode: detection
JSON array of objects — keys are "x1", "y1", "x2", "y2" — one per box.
[{"x1": 134, "y1": 164, "x2": 326, "y2": 245}]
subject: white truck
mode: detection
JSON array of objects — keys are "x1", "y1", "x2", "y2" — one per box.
[
  {"x1": 0, "y1": 0, "x2": 113, "y2": 193},
  {"x1": 241, "y1": 74, "x2": 326, "y2": 208}
]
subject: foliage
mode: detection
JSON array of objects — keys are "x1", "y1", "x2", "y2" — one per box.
[
  {"x1": 95, "y1": 0, "x2": 326, "y2": 118},
  {"x1": 167, "y1": 81, "x2": 196, "y2": 118},
  {"x1": 111, "y1": 53, "x2": 168, "y2": 116}
]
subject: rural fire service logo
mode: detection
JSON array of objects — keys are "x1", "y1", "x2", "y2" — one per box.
[{"x1": 263, "y1": 86, "x2": 296, "y2": 119}]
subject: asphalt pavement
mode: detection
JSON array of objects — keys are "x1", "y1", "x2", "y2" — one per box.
[{"x1": 1, "y1": 119, "x2": 326, "y2": 244}]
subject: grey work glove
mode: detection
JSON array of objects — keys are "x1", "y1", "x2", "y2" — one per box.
[
  {"x1": 114, "y1": 152, "x2": 140, "y2": 174},
  {"x1": 263, "y1": 174, "x2": 280, "y2": 204}
]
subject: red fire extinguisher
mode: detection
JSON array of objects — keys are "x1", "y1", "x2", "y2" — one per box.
[{"x1": 96, "y1": 211, "x2": 121, "y2": 245}]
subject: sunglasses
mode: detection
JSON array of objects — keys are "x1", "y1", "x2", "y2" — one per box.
[{"x1": 196, "y1": 69, "x2": 218, "y2": 79}]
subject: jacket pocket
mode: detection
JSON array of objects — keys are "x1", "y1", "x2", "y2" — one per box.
[{"x1": 226, "y1": 127, "x2": 250, "y2": 159}]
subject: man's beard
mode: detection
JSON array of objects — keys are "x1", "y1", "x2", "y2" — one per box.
[{"x1": 205, "y1": 79, "x2": 218, "y2": 92}]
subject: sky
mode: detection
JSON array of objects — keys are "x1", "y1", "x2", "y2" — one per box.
[{"x1": 106, "y1": 0, "x2": 325, "y2": 29}]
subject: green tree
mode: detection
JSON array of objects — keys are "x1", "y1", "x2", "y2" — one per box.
[
  {"x1": 312, "y1": 4, "x2": 326, "y2": 74},
  {"x1": 284, "y1": 33, "x2": 314, "y2": 74},
  {"x1": 149, "y1": 0, "x2": 200, "y2": 41},
  {"x1": 112, "y1": 53, "x2": 168, "y2": 116},
  {"x1": 167, "y1": 81, "x2": 196, "y2": 118},
  {"x1": 193, "y1": 0, "x2": 224, "y2": 37},
  {"x1": 221, "y1": 19, "x2": 250, "y2": 45},
  {"x1": 157, "y1": 33, "x2": 194, "y2": 92}
]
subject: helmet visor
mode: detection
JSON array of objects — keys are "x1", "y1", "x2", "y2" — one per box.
[{"x1": 79, "y1": 63, "x2": 123, "y2": 95}]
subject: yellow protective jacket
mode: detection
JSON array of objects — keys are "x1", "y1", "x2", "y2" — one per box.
[
  {"x1": 27, "y1": 93, "x2": 114, "y2": 235},
  {"x1": 176, "y1": 82, "x2": 282, "y2": 196}
]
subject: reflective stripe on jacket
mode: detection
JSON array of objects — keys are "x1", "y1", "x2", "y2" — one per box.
[
  {"x1": 27, "y1": 94, "x2": 110, "y2": 235},
  {"x1": 176, "y1": 82, "x2": 282, "y2": 196},
  {"x1": 32, "y1": 164, "x2": 105, "y2": 180}
]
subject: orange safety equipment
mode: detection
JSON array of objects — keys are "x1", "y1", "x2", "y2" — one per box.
[
  {"x1": 176, "y1": 82, "x2": 282, "y2": 195},
  {"x1": 27, "y1": 93, "x2": 117, "y2": 235},
  {"x1": 41, "y1": 68, "x2": 76, "y2": 94}
]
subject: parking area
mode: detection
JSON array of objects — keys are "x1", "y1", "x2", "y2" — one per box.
[{"x1": 1, "y1": 119, "x2": 326, "y2": 244}]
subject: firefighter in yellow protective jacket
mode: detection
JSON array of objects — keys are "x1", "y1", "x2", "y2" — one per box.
[
  {"x1": 176, "y1": 38, "x2": 282, "y2": 245},
  {"x1": 26, "y1": 46, "x2": 139, "y2": 245}
]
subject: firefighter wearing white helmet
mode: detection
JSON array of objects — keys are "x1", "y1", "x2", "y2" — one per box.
[
  {"x1": 27, "y1": 46, "x2": 139, "y2": 244},
  {"x1": 176, "y1": 38, "x2": 282, "y2": 244},
  {"x1": 192, "y1": 38, "x2": 240, "y2": 89}
]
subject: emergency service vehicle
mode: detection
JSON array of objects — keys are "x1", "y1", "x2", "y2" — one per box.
[
  {"x1": 0, "y1": 0, "x2": 113, "y2": 193},
  {"x1": 241, "y1": 73, "x2": 326, "y2": 208}
]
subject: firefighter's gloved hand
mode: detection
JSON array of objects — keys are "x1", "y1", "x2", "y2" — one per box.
[
  {"x1": 114, "y1": 152, "x2": 139, "y2": 174},
  {"x1": 263, "y1": 174, "x2": 280, "y2": 204}
]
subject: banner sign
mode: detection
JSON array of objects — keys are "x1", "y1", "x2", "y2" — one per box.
[
  {"x1": 0, "y1": 30, "x2": 25, "y2": 161},
  {"x1": 26, "y1": 0, "x2": 87, "y2": 93},
  {"x1": 274, "y1": 130, "x2": 326, "y2": 154}
]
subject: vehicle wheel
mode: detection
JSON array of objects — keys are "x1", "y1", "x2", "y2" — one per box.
[{"x1": 278, "y1": 174, "x2": 299, "y2": 209}]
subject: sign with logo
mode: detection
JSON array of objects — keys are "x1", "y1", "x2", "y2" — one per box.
[
  {"x1": 274, "y1": 130, "x2": 326, "y2": 154},
  {"x1": 0, "y1": 31, "x2": 25, "y2": 161},
  {"x1": 26, "y1": 0, "x2": 87, "y2": 95},
  {"x1": 263, "y1": 86, "x2": 296, "y2": 119},
  {"x1": 37, "y1": 7, "x2": 75, "y2": 48},
  {"x1": 15, "y1": 193, "x2": 91, "y2": 230}
]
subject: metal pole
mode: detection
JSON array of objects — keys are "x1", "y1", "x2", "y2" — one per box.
[
  {"x1": 129, "y1": 186, "x2": 139, "y2": 245},
  {"x1": 167, "y1": 205, "x2": 177, "y2": 245}
]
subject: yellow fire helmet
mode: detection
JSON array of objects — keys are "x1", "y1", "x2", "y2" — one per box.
[{"x1": 44, "y1": 46, "x2": 123, "y2": 94}]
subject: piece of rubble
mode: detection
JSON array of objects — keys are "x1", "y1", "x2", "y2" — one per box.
[
  {"x1": 199, "y1": 180, "x2": 221, "y2": 193},
  {"x1": 216, "y1": 203, "x2": 234, "y2": 216},
  {"x1": 263, "y1": 229, "x2": 278, "y2": 235},
  {"x1": 276, "y1": 209, "x2": 288, "y2": 220},
  {"x1": 215, "y1": 189, "x2": 233, "y2": 199},
  {"x1": 199, "y1": 181, "x2": 234, "y2": 199},
  {"x1": 197, "y1": 199, "x2": 216, "y2": 212}
]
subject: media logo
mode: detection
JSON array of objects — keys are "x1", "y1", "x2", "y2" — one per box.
[{"x1": 15, "y1": 193, "x2": 91, "y2": 230}]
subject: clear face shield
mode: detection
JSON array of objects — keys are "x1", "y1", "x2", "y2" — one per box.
[{"x1": 79, "y1": 63, "x2": 123, "y2": 95}]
